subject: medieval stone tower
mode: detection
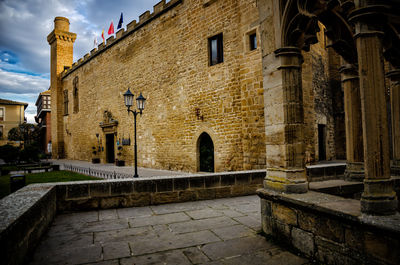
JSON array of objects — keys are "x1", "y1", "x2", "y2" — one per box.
[{"x1": 47, "y1": 17, "x2": 76, "y2": 158}]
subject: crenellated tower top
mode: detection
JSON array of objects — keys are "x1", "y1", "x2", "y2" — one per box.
[{"x1": 47, "y1": 17, "x2": 77, "y2": 45}]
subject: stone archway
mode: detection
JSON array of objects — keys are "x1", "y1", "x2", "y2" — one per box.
[
  {"x1": 258, "y1": 0, "x2": 399, "y2": 214},
  {"x1": 197, "y1": 132, "x2": 214, "y2": 172}
]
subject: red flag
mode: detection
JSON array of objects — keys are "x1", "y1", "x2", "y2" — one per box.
[{"x1": 108, "y1": 21, "x2": 114, "y2": 35}]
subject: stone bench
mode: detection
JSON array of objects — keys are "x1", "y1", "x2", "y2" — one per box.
[{"x1": 23, "y1": 166, "x2": 53, "y2": 174}]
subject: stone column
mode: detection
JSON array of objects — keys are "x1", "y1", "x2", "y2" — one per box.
[
  {"x1": 264, "y1": 47, "x2": 307, "y2": 193},
  {"x1": 350, "y1": 4, "x2": 397, "y2": 214},
  {"x1": 387, "y1": 69, "x2": 400, "y2": 175},
  {"x1": 339, "y1": 63, "x2": 364, "y2": 181}
]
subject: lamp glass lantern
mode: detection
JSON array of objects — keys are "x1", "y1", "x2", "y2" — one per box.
[
  {"x1": 136, "y1": 93, "x2": 146, "y2": 112},
  {"x1": 123, "y1": 88, "x2": 134, "y2": 108}
]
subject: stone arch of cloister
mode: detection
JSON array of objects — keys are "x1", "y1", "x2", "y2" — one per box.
[{"x1": 259, "y1": 0, "x2": 400, "y2": 215}]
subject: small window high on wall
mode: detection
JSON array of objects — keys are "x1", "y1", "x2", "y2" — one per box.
[
  {"x1": 208, "y1": 33, "x2": 223, "y2": 66},
  {"x1": 73, "y1": 76, "x2": 79, "y2": 113},
  {"x1": 63, "y1": 90, "x2": 69, "y2": 115},
  {"x1": 249, "y1": 33, "x2": 257, "y2": 50},
  {"x1": 0, "y1": 107, "x2": 4, "y2": 121}
]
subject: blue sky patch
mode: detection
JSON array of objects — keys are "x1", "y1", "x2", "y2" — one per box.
[{"x1": 0, "y1": 51, "x2": 19, "y2": 64}]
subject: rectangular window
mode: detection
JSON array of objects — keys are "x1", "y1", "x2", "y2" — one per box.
[
  {"x1": 0, "y1": 125, "x2": 3, "y2": 139},
  {"x1": 208, "y1": 33, "x2": 223, "y2": 66},
  {"x1": 63, "y1": 90, "x2": 69, "y2": 115},
  {"x1": 249, "y1": 33, "x2": 257, "y2": 50},
  {"x1": 0, "y1": 107, "x2": 4, "y2": 121}
]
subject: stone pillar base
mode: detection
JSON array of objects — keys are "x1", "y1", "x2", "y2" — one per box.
[
  {"x1": 344, "y1": 162, "x2": 364, "y2": 181},
  {"x1": 361, "y1": 178, "x2": 398, "y2": 215},
  {"x1": 264, "y1": 168, "x2": 308, "y2": 193},
  {"x1": 391, "y1": 160, "x2": 400, "y2": 176}
]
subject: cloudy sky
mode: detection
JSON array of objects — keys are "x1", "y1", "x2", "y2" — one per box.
[{"x1": 0, "y1": 0, "x2": 163, "y2": 123}]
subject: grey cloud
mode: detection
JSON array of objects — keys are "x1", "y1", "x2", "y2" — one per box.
[
  {"x1": 0, "y1": 0, "x2": 160, "y2": 123},
  {"x1": 0, "y1": 69, "x2": 49, "y2": 94},
  {"x1": 0, "y1": 0, "x2": 159, "y2": 74}
]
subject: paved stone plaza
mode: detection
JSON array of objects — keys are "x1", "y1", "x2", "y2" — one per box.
[{"x1": 29, "y1": 195, "x2": 308, "y2": 265}]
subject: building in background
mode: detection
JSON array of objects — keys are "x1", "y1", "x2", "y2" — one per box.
[
  {"x1": 0, "y1": 98, "x2": 28, "y2": 146},
  {"x1": 35, "y1": 90, "x2": 51, "y2": 154}
]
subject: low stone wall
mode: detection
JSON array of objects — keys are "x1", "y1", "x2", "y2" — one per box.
[
  {"x1": 0, "y1": 170, "x2": 264, "y2": 265},
  {"x1": 257, "y1": 188, "x2": 400, "y2": 265},
  {"x1": 0, "y1": 185, "x2": 56, "y2": 265},
  {"x1": 56, "y1": 170, "x2": 265, "y2": 212}
]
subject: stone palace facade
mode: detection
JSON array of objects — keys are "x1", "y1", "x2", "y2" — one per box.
[{"x1": 47, "y1": 0, "x2": 346, "y2": 173}]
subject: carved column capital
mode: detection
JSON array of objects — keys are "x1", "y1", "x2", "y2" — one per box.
[
  {"x1": 274, "y1": 47, "x2": 303, "y2": 69},
  {"x1": 339, "y1": 64, "x2": 359, "y2": 82},
  {"x1": 386, "y1": 69, "x2": 400, "y2": 83},
  {"x1": 349, "y1": 4, "x2": 388, "y2": 38}
]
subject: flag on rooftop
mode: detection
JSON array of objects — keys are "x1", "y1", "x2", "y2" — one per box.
[
  {"x1": 101, "y1": 29, "x2": 105, "y2": 43},
  {"x1": 94, "y1": 37, "x2": 98, "y2": 48},
  {"x1": 117, "y1": 13, "x2": 123, "y2": 30},
  {"x1": 108, "y1": 21, "x2": 114, "y2": 35}
]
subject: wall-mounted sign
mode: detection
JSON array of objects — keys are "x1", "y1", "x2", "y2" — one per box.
[{"x1": 122, "y1": 138, "x2": 131, "y2": 146}]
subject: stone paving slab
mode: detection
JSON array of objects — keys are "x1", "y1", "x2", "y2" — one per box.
[
  {"x1": 99, "y1": 209, "x2": 118, "y2": 220},
  {"x1": 233, "y1": 215, "x2": 261, "y2": 230},
  {"x1": 94, "y1": 226, "x2": 152, "y2": 244},
  {"x1": 224, "y1": 248, "x2": 310, "y2": 265},
  {"x1": 120, "y1": 249, "x2": 192, "y2": 265},
  {"x1": 150, "y1": 200, "x2": 208, "y2": 214},
  {"x1": 116, "y1": 206, "x2": 153, "y2": 218},
  {"x1": 211, "y1": 224, "x2": 255, "y2": 240},
  {"x1": 29, "y1": 195, "x2": 309, "y2": 265},
  {"x1": 168, "y1": 216, "x2": 239, "y2": 234},
  {"x1": 200, "y1": 236, "x2": 277, "y2": 260},
  {"x1": 185, "y1": 208, "x2": 224, "y2": 219},
  {"x1": 129, "y1": 212, "x2": 191, "y2": 227}
]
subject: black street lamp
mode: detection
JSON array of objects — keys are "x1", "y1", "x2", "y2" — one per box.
[{"x1": 124, "y1": 88, "x2": 146, "y2": 178}]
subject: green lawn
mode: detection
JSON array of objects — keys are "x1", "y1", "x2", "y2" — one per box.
[
  {"x1": 0, "y1": 170, "x2": 102, "y2": 199},
  {"x1": 0, "y1": 165, "x2": 19, "y2": 171}
]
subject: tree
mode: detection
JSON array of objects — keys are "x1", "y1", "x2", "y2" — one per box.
[
  {"x1": 7, "y1": 127, "x2": 21, "y2": 141},
  {"x1": 0, "y1": 145, "x2": 19, "y2": 164},
  {"x1": 8, "y1": 123, "x2": 40, "y2": 145}
]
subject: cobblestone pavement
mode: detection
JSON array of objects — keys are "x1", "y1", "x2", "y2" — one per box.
[
  {"x1": 50, "y1": 159, "x2": 190, "y2": 178},
  {"x1": 29, "y1": 195, "x2": 309, "y2": 265}
]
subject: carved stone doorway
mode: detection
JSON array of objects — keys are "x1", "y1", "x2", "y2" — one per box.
[{"x1": 106, "y1": 134, "x2": 115, "y2": 163}]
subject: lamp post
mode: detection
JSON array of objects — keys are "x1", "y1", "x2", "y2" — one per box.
[{"x1": 123, "y1": 88, "x2": 146, "y2": 178}]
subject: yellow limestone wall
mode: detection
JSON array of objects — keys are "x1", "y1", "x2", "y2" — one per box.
[
  {"x1": 0, "y1": 104, "x2": 26, "y2": 142},
  {"x1": 56, "y1": 0, "x2": 265, "y2": 172}
]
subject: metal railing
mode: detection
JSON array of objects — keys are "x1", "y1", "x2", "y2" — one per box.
[{"x1": 63, "y1": 164, "x2": 133, "y2": 179}]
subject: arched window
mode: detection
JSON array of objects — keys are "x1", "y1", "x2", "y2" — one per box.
[
  {"x1": 73, "y1": 76, "x2": 79, "y2": 113},
  {"x1": 198, "y1": 132, "x2": 214, "y2": 172}
]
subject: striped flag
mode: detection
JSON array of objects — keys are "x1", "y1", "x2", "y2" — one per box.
[{"x1": 101, "y1": 29, "x2": 105, "y2": 43}]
